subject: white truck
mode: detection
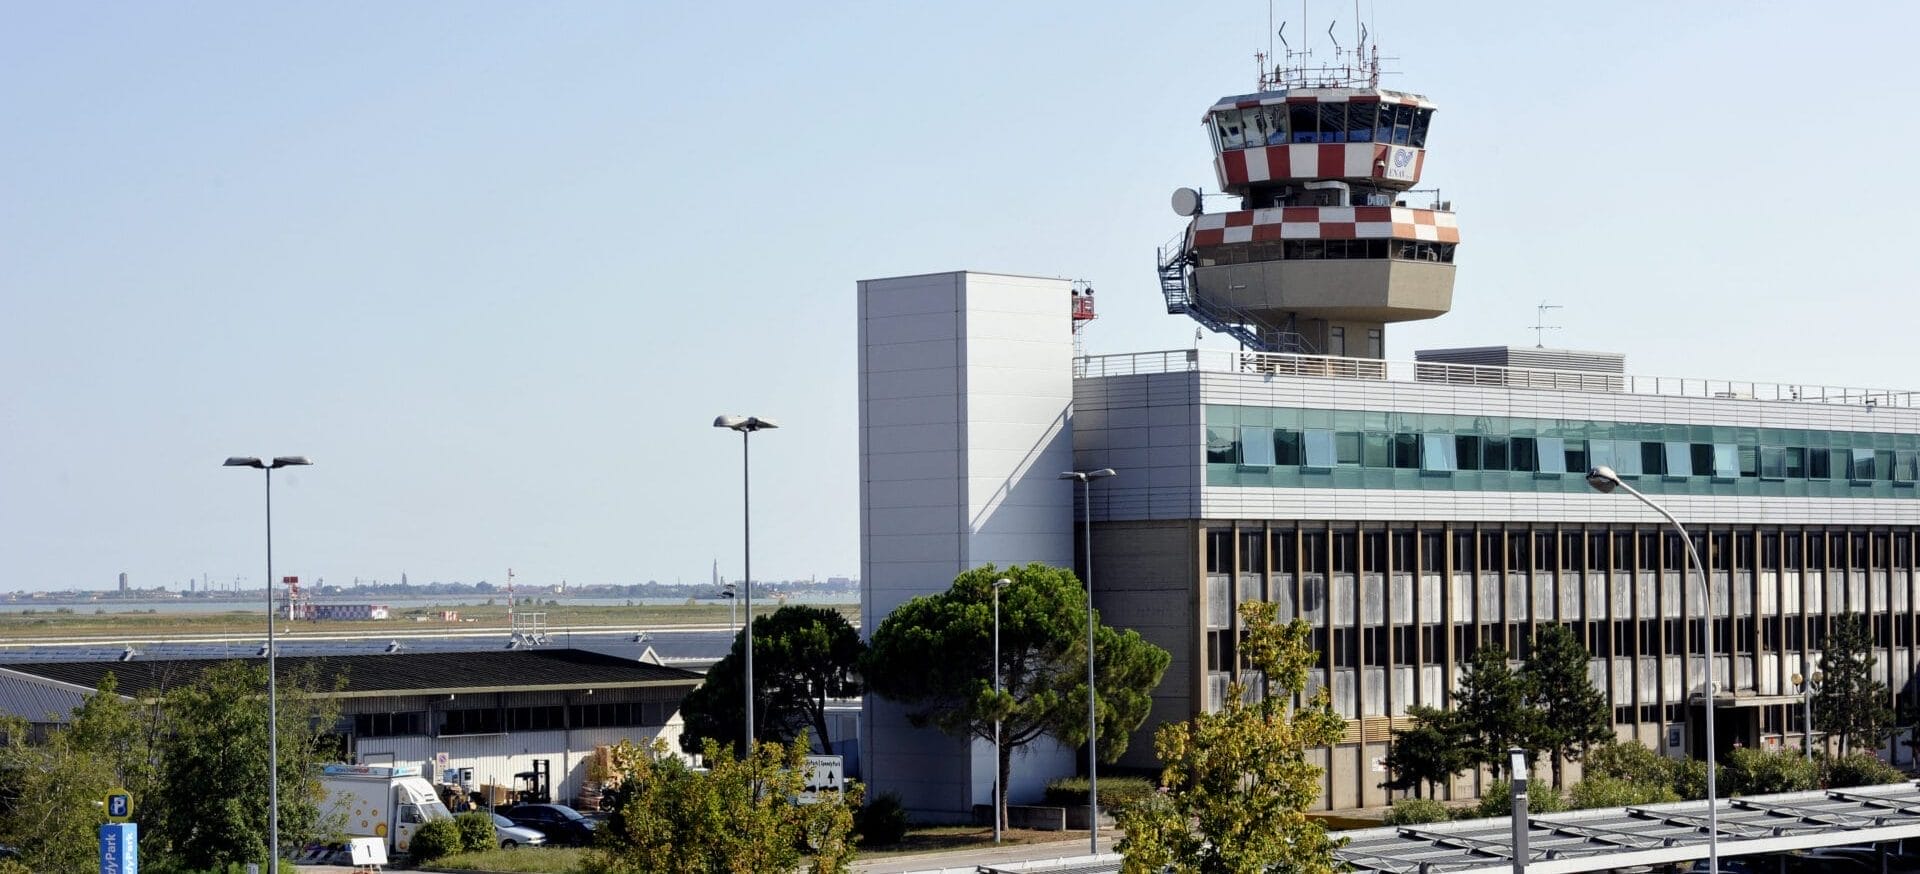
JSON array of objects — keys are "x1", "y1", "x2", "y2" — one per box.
[{"x1": 318, "y1": 763, "x2": 453, "y2": 858}]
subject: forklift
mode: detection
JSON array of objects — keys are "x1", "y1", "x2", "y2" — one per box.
[{"x1": 512, "y1": 760, "x2": 552, "y2": 806}]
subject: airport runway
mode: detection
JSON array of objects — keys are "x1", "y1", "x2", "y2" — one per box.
[{"x1": 0, "y1": 623, "x2": 745, "y2": 667}]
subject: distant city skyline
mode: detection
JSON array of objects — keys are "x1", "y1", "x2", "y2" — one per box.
[
  {"x1": 6, "y1": 2, "x2": 1918, "y2": 591},
  {"x1": 5, "y1": 569, "x2": 858, "y2": 595}
]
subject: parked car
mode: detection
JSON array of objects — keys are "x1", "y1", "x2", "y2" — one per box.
[
  {"x1": 490, "y1": 812, "x2": 548, "y2": 849},
  {"x1": 1790, "y1": 847, "x2": 1920, "y2": 874},
  {"x1": 502, "y1": 803, "x2": 597, "y2": 846}
]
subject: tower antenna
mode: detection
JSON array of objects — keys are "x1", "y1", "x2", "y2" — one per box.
[{"x1": 1532, "y1": 302, "x2": 1563, "y2": 348}]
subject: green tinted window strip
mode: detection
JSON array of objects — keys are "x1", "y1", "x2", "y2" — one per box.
[{"x1": 1202, "y1": 405, "x2": 1920, "y2": 499}]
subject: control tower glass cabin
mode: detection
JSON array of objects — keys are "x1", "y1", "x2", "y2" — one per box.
[{"x1": 1167, "y1": 88, "x2": 1460, "y2": 357}]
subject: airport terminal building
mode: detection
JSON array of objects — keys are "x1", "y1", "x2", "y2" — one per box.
[
  {"x1": 858, "y1": 54, "x2": 1920, "y2": 820},
  {"x1": 861, "y1": 273, "x2": 1920, "y2": 817}
]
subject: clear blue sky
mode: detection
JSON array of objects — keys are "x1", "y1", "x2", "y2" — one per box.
[{"x1": 5, "y1": 2, "x2": 1917, "y2": 592}]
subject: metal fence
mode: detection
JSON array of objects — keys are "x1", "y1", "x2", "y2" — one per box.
[{"x1": 1074, "y1": 350, "x2": 1919, "y2": 408}]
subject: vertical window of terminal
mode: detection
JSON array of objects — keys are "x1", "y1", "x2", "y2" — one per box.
[
  {"x1": 1205, "y1": 529, "x2": 1231, "y2": 575},
  {"x1": 1420, "y1": 531, "x2": 1444, "y2": 574},
  {"x1": 1239, "y1": 531, "x2": 1265, "y2": 574},
  {"x1": 1301, "y1": 530, "x2": 1329, "y2": 655},
  {"x1": 1271, "y1": 528, "x2": 1299, "y2": 620}
]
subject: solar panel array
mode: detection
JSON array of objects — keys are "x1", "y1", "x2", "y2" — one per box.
[{"x1": 982, "y1": 782, "x2": 1920, "y2": 874}]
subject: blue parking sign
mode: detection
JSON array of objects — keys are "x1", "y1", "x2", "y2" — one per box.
[
  {"x1": 99, "y1": 822, "x2": 137, "y2": 874},
  {"x1": 108, "y1": 794, "x2": 130, "y2": 819}
]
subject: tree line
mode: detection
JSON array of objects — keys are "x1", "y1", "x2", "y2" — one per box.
[
  {"x1": 678, "y1": 563, "x2": 1172, "y2": 833},
  {"x1": 0, "y1": 662, "x2": 338, "y2": 874},
  {"x1": 1384, "y1": 613, "x2": 1904, "y2": 806}
]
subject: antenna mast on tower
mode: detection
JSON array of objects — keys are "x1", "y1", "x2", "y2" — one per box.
[{"x1": 1532, "y1": 302, "x2": 1563, "y2": 347}]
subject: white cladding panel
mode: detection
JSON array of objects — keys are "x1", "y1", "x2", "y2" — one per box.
[{"x1": 858, "y1": 271, "x2": 1076, "y2": 823}]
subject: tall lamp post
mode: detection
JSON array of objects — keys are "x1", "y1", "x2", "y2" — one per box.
[
  {"x1": 992, "y1": 576, "x2": 1011, "y2": 844},
  {"x1": 223, "y1": 455, "x2": 312, "y2": 870},
  {"x1": 1059, "y1": 467, "x2": 1116, "y2": 855},
  {"x1": 1791, "y1": 670, "x2": 1824, "y2": 761},
  {"x1": 1586, "y1": 465, "x2": 1718, "y2": 874},
  {"x1": 714, "y1": 415, "x2": 777, "y2": 754}
]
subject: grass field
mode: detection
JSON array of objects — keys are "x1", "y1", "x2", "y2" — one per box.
[{"x1": 0, "y1": 601, "x2": 854, "y2": 640}]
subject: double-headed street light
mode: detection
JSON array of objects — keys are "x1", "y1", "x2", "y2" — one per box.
[
  {"x1": 223, "y1": 454, "x2": 312, "y2": 870},
  {"x1": 1791, "y1": 670, "x2": 1825, "y2": 761},
  {"x1": 1586, "y1": 465, "x2": 1718, "y2": 874},
  {"x1": 1059, "y1": 467, "x2": 1116, "y2": 855},
  {"x1": 714, "y1": 415, "x2": 777, "y2": 754}
]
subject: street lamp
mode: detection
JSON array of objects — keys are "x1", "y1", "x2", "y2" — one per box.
[
  {"x1": 714, "y1": 415, "x2": 777, "y2": 754},
  {"x1": 1791, "y1": 670, "x2": 1824, "y2": 761},
  {"x1": 1586, "y1": 465, "x2": 1718, "y2": 874},
  {"x1": 1059, "y1": 467, "x2": 1116, "y2": 855},
  {"x1": 223, "y1": 454, "x2": 312, "y2": 870},
  {"x1": 992, "y1": 576, "x2": 1011, "y2": 844}
]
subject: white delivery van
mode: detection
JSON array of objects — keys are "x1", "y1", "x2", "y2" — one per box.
[{"x1": 319, "y1": 763, "x2": 452, "y2": 856}]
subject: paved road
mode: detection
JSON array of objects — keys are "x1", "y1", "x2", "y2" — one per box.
[
  {"x1": 853, "y1": 835, "x2": 1120, "y2": 874},
  {"x1": 292, "y1": 836, "x2": 1119, "y2": 874}
]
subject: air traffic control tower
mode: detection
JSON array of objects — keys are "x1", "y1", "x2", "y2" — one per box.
[{"x1": 1158, "y1": 41, "x2": 1459, "y2": 358}]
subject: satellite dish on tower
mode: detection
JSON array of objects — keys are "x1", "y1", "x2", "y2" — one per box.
[{"x1": 1171, "y1": 187, "x2": 1202, "y2": 217}]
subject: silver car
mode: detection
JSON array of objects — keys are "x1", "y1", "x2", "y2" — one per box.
[{"x1": 491, "y1": 812, "x2": 548, "y2": 849}]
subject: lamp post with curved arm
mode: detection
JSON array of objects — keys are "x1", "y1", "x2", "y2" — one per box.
[
  {"x1": 1059, "y1": 467, "x2": 1116, "y2": 855},
  {"x1": 1586, "y1": 465, "x2": 1718, "y2": 874}
]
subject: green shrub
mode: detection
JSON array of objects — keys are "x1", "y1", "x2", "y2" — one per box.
[
  {"x1": 1384, "y1": 798, "x2": 1449, "y2": 825},
  {"x1": 1043, "y1": 775, "x2": 1157, "y2": 811},
  {"x1": 1567, "y1": 774, "x2": 1679, "y2": 809},
  {"x1": 408, "y1": 818, "x2": 463, "y2": 862},
  {"x1": 855, "y1": 792, "x2": 910, "y2": 846},
  {"x1": 1586, "y1": 740, "x2": 1715, "y2": 801},
  {"x1": 1825, "y1": 752, "x2": 1905, "y2": 788},
  {"x1": 1476, "y1": 779, "x2": 1563, "y2": 819},
  {"x1": 1583, "y1": 740, "x2": 1670, "y2": 785},
  {"x1": 455, "y1": 810, "x2": 498, "y2": 852},
  {"x1": 1669, "y1": 756, "x2": 1713, "y2": 800},
  {"x1": 1722, "y1": 747, "x2": 1818, "y2": 796}
]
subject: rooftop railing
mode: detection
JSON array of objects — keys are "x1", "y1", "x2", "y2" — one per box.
[{"x1": 1074, "y1": 349, "x2": 1920, "y2": 409}]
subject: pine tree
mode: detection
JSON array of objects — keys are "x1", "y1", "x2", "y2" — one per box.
[
  {"x1": 1454, "y1": 644, "x2": 1538, "y2": 779},
  {"x1": 864, "y1": 563, "x2": 1170, "y2": 833},
  {"x1": 1383, "y1": 705, "x2": 1472, "y2": 799},
  {"x1": 1816, "y1": 613, "x2": 1893, "y2": 757},
  {"x1": 1521, "y1": 625, "x2": 1612, "y2": 788}
]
